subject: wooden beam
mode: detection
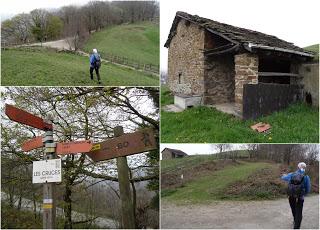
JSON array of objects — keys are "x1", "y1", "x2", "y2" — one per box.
[{"x1": 258, "y1": 72, "x2": 301, "y2": 78}]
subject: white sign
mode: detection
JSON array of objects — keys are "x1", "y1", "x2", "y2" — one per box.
[{"x1": 32, "y1": 159, "x2": 62, "y2": 184}]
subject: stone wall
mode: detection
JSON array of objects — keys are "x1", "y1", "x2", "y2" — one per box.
[
  {"x1": 204, "y1": 55, "x2": 235, "y2": 104},
  {"x1": 167, "y1": 19, "x2": 205, "y2": 95},
  {"x1": 300, "y1": 62, "x2": 319, "y2": 106},
  {"x1": 234, "y1": 53, "x2": 259, "y2": 112}
]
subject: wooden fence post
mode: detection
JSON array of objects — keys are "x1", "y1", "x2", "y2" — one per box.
[{"x1": 114, "y1": 126, "x2": 136, "y2": 228}]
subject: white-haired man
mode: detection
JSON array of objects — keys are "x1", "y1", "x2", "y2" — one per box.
[
  {"x1": 89, "y1": 48, "x2": 101, "y2": 84},
  {"x1": 281, "y1": 162, "x2": 311, "y2": 229}
]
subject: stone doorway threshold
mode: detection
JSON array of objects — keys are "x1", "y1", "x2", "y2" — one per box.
[
  {"x1": 208, "y1": 103, "x2": 242, "y2": 118},
  {"x1": 163, "y1": 103, "x2": 243, "y2": 118}
]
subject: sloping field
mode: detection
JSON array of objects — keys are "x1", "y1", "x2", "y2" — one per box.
[
  {"x1": 1, "y1": 48, "x2": 158, "y2": 86},
  {"x1": 161, "y1": 157, "x2": 286, "y2": 202},
  {"x1": 83, "y1": 22, "x2": 159, "y2": 66}
]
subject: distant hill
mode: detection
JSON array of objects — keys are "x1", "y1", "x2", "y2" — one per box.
[
  {"x1": 304, "y1": 44, "x2": 319, "y2": 61},
  {"x1": 83, "y1": 22, "x2": 159, "y2": 66}
]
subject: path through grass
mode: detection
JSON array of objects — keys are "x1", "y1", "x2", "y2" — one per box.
[
  {"x1": 1, "y1": 48, "x2": 158, "y2": 86},
  {"x1": 162, "y1": 161, "x2": 274, "y2": 203}
]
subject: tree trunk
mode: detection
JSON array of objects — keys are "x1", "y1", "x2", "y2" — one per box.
[
  {"x1": 17, "y1": 195, "x2": 22, "y2": 210},
  {"x1": 64, "y1": 181, "x2": 73, "y2": 229},
  {"x1": 33, "y1": 192, "x2": 37, "y2": 220},
  {"x1": 129, "y1": 170, "x2": 137, "y2": 223}
]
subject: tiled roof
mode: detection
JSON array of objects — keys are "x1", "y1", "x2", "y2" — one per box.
[{"x1": 165, "y1": 11, "x2": 313, "y2": 57}]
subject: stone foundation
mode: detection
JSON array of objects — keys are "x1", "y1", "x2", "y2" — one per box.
[
  {"x1": 234, "y1": 53, "x2": 259, "y2": 112},
  {"x1": 174, "y1": 94, "x2": 203, "y2": 109}
]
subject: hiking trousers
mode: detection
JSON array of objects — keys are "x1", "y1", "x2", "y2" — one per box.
[
  {"x1": 90, "y1": 66, "x2": 101, "y2": 82},
  {"x1": 289, "y1": 196, "x2": 304, "y2": 229}
]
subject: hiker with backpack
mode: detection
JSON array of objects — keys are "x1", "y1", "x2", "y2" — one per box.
[
  {"x1": 281, "y1": 162, "x2": 311, "y2": 229},
  {"x1": 89, "y1": 48, "x2": 102, "y2": 84}
]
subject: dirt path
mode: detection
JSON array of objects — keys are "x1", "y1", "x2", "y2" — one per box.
[
  {"x1": 161, "y1": 195, "x2": 319, "y2": 229},
  {"x1": 15, "y1": 39, "x2": 158, "y2": 76},
  {"x1": 18, "y1": 38, "x2": 74, "y2": 50}
]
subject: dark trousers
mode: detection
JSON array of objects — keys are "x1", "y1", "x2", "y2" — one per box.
[
  {"x1": 90, "y1": 66, "x2": 101, "y2": 82},
  {"x1": 289, "y1": 197, "x2": 304, "y2": 229}
]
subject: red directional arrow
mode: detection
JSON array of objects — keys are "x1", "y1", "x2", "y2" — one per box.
[
  {"x1": 22, "y1": 136, "x2": 44, "y2": 152},
  {"x1": 56, "y1": 140, "x2": 93, "y2": 155},
  {"x1": 5, "y1": 104, "x2": 52, "y2": 130}
]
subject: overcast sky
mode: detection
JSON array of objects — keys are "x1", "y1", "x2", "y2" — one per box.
[
  {"x1": 160, "y1": 0, "x2": 320, "y2": 72},
  {"x1": 0, "y1": 0, "x2": 91, "y2": 20}
]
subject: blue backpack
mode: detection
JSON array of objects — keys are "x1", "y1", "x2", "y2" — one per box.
[{"x1": 287, "y1": 173, "x2": 305, "y2": 198}]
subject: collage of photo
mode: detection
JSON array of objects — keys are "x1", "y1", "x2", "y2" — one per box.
[{"x1": 0, "y1": 0, "x2": 319, "y2": 229}]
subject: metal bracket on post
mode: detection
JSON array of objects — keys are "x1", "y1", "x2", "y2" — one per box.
[{"x1": 42, "y1": 117, "x2": 56, "y2": 229}]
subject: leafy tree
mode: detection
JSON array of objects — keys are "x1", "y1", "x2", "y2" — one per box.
[{"x1": 47, "y1": 15, "x2": 63, "y2": 39}]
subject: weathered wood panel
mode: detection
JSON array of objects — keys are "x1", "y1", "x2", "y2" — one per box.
[{"x1": 243, "y1": 83, "x2": 302, "y2": 120}]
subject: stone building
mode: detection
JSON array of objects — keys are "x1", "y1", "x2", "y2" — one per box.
[
  {"x1": 165, "y1": 11, "x2": 314, "y2": 119},
  {"x1": 162, "y1": 148, "x2": 188, "y2": 159}
]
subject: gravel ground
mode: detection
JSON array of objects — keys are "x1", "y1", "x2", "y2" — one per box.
[{"x1": 161, "y1": 195, "x2": 319, "y2": 229}]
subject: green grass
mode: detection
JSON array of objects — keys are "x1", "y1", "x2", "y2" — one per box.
[
  {"x1": 1, "y1": 48, "x2": 158, "y2": 86},
  {"x1": 304, "y1": 44, "x2": 319, "y2": 61},
  {"x1": 161, "y1": 88, "x2": 319, "y2": 143},
  {"x1": 162, "y1": 161, "x2": 274, "y2": 203},
  {"x1": 83, "y1": 22, "x2": 159, "y2": 66}
]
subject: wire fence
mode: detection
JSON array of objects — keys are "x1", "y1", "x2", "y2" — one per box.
[{"x1": 101, "y1": 52, "x2": 159, "y2": 74}]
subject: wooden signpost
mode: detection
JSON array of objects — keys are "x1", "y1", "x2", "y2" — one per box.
[
  {"x1": 5, "y1": 105, "x2": 93, "y2": 229},
  {"x1": 22, "y1": 136, "x2": 44, "y2": 152},
  {"x1": 5, "y1": 104, "x2": 158, "y2": 230},
  {"x1": 87, "y1": 127, "x2": 158, "y2": 229},
  {"x1": 56, "y1": 140, "x2": 92, "y2": 155},
  {"x1": 5, "y1": 104, "x2": 53, "y2": 130},
  {"x1": 87, "y1": 128, "x2": 157, "y2": 162}
]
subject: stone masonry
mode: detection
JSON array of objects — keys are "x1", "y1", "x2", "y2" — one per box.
[
  {"x1": 167, "y1": 19, "x2": 205, "y2": 95},
  {"x1": 204, "y1": 55, "x2": 235, "y2": 104},
  {"x1": 234, "y1": 53, "x2": 259, "y2": 112}
]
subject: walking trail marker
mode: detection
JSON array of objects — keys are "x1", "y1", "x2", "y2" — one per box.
[
  {"x1": 5, "y1": 104, "x2": 53, "y2": 130},
  {"x1": 22, "y1": 136, "x2": 43, "y2": 151},
  {"x1": 5, "y1": 104, "x2": 158, "y2": 229},
  {"x1": 5, "y1": 104, "x2": 92, "y2": 229},
  {"x1": 87, "y1": 128, "x2": 157, "y2": 162}
]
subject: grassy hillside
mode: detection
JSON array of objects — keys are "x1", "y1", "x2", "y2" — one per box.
[
  {"x1": 161, "y1": 157, "x2": 286, "y2": 203},
  {"x1": 84, "y1": 22, "x2": 159, "y2": 66},
  {"x1": 162, "y1": 151, "x2": 249, "y2": 173},
  {"x1": 161, "y1": 87, "x2": 319, "y2": 143},
  {"x1": 304, "y1": 44, "x2": 319, "y2": 61},
  {"x1": 1, "y1": 48, "x2": 158, "y2": 86}
]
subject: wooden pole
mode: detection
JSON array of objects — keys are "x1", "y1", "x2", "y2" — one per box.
[
  {"x1": 114, "y1": 126, "x2": 136, "y2": 229},
  {"x1": 43, "y1": 118, "x2": 56, "y2": 229}
]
